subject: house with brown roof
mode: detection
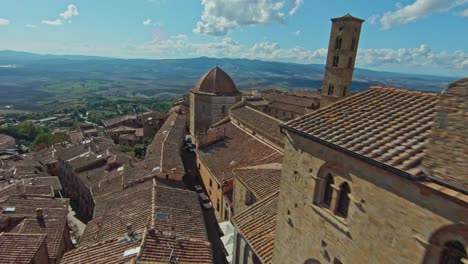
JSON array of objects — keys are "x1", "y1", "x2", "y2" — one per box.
[
  {"x1": 0, "y1": 233, "x2": 49, "y2": 264},
  {"x1": 0, "y1": 195, "x2": 73, "y2": 264},
  {"x1": 196, "y1": 117, "x2": 282, "y2": 221},
  {"x1": 258, "y1": 91, "x2": 321, "y2": 121},
  {"x1": 67, "y1": 178, "x2": 213, "y2": 263},
  {"x1": 145, "y1": 112, "x2": 187, "y2": 181},
  {"x1": 272, "y1": 80, "x2": 468, "y2": 264},
  {"x1": 232, "y1": 191, "x2": 279, "y2": 264},
  {"x1": 232, "y1": 163, "x2": 282, "y2": 216}
]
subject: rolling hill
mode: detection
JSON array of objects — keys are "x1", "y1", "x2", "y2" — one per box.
[{"x1": 0, "y1": 50, "x2": 457, "y2": 111}]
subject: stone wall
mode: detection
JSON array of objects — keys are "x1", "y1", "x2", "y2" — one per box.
[
  {"x1": 190, "y1": 92, "x2": 240, "y2": 138},
  {"x1": 232, "y1": 178, "x2": 254, "y2": 216},
  {"x1": 272, "y1": 131, "x2": 467, "y2": 264},
  {"x1": 422, "y1": 78, "x2": 468, "y2": 189}
]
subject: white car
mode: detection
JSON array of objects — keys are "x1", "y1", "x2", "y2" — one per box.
[
  {"x1": 199, "y1": 194, "x2": 213, "y2": 209},
  {"x1": 194, "y1": 185, "x2": 204, "y2": 195}
]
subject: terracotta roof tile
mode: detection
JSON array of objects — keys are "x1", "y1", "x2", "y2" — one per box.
[
  {"x1": 284, "y1": 87, "x2": 439, "y2": 177},
  {"x1": 61, "y1": 239, "x2": 140, "y2": 264},
  {"x1": 232, "y1": 191, "x2": 279, "y2": 264},
  {"x1": 192, "y1": 66, "x2": 239, "y2": 96},
  {"x1": 0, "y1": 233, "x2": 47, "y2": 264},
  {"x1": 139, "y1": 232, "x2": 213, "y2": 264},
  {"x1": 103, "y1": 116, "x2": 137, "y2": 128},
  {"x1": 145, "y1": 112, "x2": 186, "y2": 176},
  {"x1": 233, "y1": 167, "x2": 282, "y2": 200},
  {"x1": 197, "y1": 121, "x2": 283, "y2": 183},
  {"x1": 230, "y1": 105, "x2": 284, "y2": 149}
]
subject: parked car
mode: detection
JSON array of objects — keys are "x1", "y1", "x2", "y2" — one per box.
[
  {"x1": 199, "y1": 194, "x2": 212, "y2": 209},
  {"x1": 194, "y1": 185, "x2": 204, "y2": 194}
]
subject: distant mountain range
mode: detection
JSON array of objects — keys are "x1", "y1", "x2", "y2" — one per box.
[{"x1": 0, "y1": 50, "x2": 458, "y2": 111}]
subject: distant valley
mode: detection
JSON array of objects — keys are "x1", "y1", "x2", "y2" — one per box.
[{"x1": 0, "y1": 50, "x2": 457, "y2": 112}]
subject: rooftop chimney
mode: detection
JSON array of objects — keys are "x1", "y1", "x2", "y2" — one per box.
[
  {"x1": 422, "y1": 78, "x2": 468, "y2": 191},
  {"x1": 127, "y1": 223, "x2": 133, "y2": 236},
  {"x1": 36, "y1": 208, "x2": 44, "y2": 220}
]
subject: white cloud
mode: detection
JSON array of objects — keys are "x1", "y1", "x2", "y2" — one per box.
[
  {"x1": 0, "y1": 18, "x2": 10, "y2": 26},
  {"x1": 143, "y1": 18, "x2": 162, "y2": 27},
  {"x1": 293, "y1": 30, "x2": 301, "y2": 36},
  {"x1": 25, "y1": 24, "x2": 37, "y2": 28},
  {"x1": 60, "y1": 4, "x2": 79, "y2": 19},
  {"x1": 194, "y1": 0, "x2": 286, "y2": 36},
  {"x1": 41, "y1": 19, "x2": 63, "y2": 26},
  {"x1": 368, "y1": 14, "x2": 380, "y2": 25},
  {"x1": 372, "y1": 0, "x2": 468, "y2": 30},
  {"x1": 457, "y1": 8, "x2": 468, "y2": 16},
  {"x1": 128, "y1": 37, "x2": 467, "y2": 71},
  {"x1": 143, "y1": 19, "x2": 152, "y2": 26},
  {"x1": 289, "y1": 0, "x2": 304, "y2": 16}
]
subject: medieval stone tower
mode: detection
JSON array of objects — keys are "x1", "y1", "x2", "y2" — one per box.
[
  {"x1": 190, "y1": 66, "x2": 241, "y2": 139},
  {"x1": 322, "y1": 14, "x2": 364, "y2": 98}
]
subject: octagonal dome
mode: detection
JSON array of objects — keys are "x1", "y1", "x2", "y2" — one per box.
[{"x1": 192, "y1": 66, "x2": 239, "y2": 95}]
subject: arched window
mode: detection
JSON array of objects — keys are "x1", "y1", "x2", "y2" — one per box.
[
  {"x1": 347, "y1": 57, "x2": 353, "y2": 68},
  {"x1": 328, "y1": 85, "x2": 334, "y2": 96},
  {"x1": 440, "y1": 240, "x2": 466, "y2": 264},
  {"x1": 334, "y1": 37, "x2": 342, "y2": 50},
  {"x1": 322, "y1": 174, "x2": 334, "y2": 208},
  {"x1": 335, "y1": 182, "x2": 350, "y2": 218},
  {"x1": 332, "y1": 56, "x2": 339, "y2": 67},
  {"x1": 351, "y1": 38, "x2": 356, "y2": 50}
]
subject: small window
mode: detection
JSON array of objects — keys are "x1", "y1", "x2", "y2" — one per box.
[
  {"x1": 343, "y1": 87, "x2": 347, "y2": 97},
  {"x1": 283, "y1": 111, "x2": 286, "y2": 116},
  {"x1": 440, "y1": 240, "x2": 466, "y2": 264},
  {"x1": 209, "y1": 179, "x2": 212, "y2": 187},
  {"x1": 347, "y1": 57, "x2": 353, "y2": 68},
  {"x1": 245, "y1": 190, "x2": 256, "y2": 206},
  {"x1": 351, "y1": 38, "x2": 356, "y2": 50},
  {"x1": 332, "y1": 56, "x2": 339, "y2": 67},
  {"x1": 322, "y1": 174, "x2": 334, "y2": 208},
  {"x1": 217, "y1": 183, "x2": 221, "y2": 190},
  {"x1": 338, "y1": 27, "x2": 343, "y2": 31},
  {"x1": 328, "y1": 85, "x2": 334, "y2": 96},
  {"x1": 221, "y1": 105, "x2": 226, "y2": 114},
  {"x1": 334, "y1": 37, "x2": 342, "y2": 50},
  {"x1": 335, "y1": 182, "x2": 350, "y2": 218},
  {"x1": 216, "y1": 198, "x2": 220, "y2": 211}
]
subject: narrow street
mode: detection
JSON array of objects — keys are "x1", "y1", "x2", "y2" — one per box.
[{"x1": 182, "y1": 150, "x2": 229, "y2": 264}]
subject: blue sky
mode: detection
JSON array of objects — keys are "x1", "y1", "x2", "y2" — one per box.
[{"x1": 0, "y1": 0, "x2": 467, "y2": 76}]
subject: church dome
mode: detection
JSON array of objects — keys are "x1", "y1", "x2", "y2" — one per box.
[{"x1": 192, "y1": 66, "x2": 239, "y2": 95}]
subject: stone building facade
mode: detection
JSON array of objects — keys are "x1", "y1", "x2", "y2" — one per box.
[
  {"x1": 322, "y1": 14, "x2": 363, "y2": 100},
  {"x1": 272, "y1": 83, "x2": 468, "y2": 264},
  {"x1": 189, "y1": 66, "x2": 241, "y2": 139}
]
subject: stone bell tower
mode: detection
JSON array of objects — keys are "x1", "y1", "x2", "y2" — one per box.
[{"x1": 322, "y1": 14, "x2": 364, "y2": 98}]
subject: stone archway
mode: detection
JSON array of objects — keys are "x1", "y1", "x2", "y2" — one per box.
[{"x1": 423, "y1": 224, "x2": 468, "y2": 264}]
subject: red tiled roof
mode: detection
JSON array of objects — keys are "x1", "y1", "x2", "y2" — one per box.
[
  {"x1": 139, "y1": 232, "x2": 213, "y2": 264},
  {"x1": 197, "y1": 121, "x2": 283, "y2": 183},
  {"x1": 103, "y1": 116, "x2": 137, "y2": 128},
  {"x1": 79, "y1": 181, "x2": 153, "y2": 246},
  {"x1": 284, "y1": 87, "x2": 439, "y2": 177},
  {"x1": 0, "y1": 233, "x2": 47, "y2": 264},
  {"x1": 145, "y1": 112, "x2": 186, "y2": 176},
  {"x1": 233, "y1": 166, "x2": 282, "y2": 200},
  {"x1": 192, "y1": 66, "x2": 239, "y2": 95},
  {"x1": 230, "y1": 104, "x2": 284, "y2": 149},
  {"x1": 232, "y1": 191, "x2": 279, "y2": 264},
  {"x1": 61, "y1": 239, "x2": 140, "y2": 264}
]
